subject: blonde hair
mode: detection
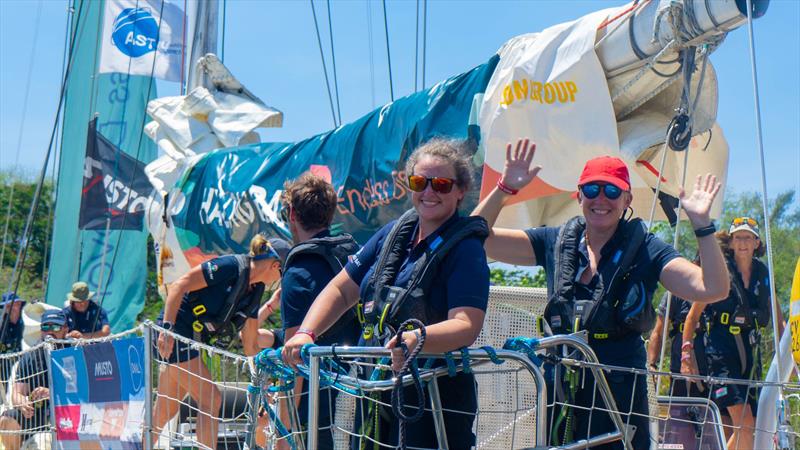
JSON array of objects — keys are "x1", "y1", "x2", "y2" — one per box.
[
  {"x1": 249, "y1": 234, "x2": 271, "y2": 257},
  {"x1": 405, "y1": 138, "x2": 475, "y2": 192}
]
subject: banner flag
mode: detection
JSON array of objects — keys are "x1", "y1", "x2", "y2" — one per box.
[
  {"x1": 50, "y1": 338, "x2": 146, "y2": 449},
  {"x1": 46, "y1": 0, "x2": 157, "y2": 332},
  {"x1": 80, "y1": 118, "x2": 155, "y2": 230},
  {"x1": 99, "y1": 0, "x2": 186, "y2": 81}
]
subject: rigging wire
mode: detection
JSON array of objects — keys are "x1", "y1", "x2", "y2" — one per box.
[
  {"x1": 421, "y1": 0, "x2": 427, "y2": 89},
  {"x1": 365, "y1": 0, "x2": 376, "y2": 108},
  {"x1": 221, "y1": 0, "x2": 227, "y2": 63},
  {"x1": 745, "y1": 0, "x2": 784, "y2": 396},
  {"x1": 310, "y1": 0, "x2": 339, "y2": 127},
  {"x1": 414, "y1": 0, "x2": 419, "y2": 92},
  {"x1": 0, "y1": 0, "x2": 87, "y2": 343},
  {"x1": 382, "y1": 0, "x2": 394, "y2": 101},
  {"x1": 326, "y1": 0, "x2": 342, "y2": 125},
  {"x1": 0, "y1": 0, "x2": 43, "y2": 273}
]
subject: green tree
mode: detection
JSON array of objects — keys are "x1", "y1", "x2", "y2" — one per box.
[{"x1": 490, "y1": 266, "x2": 546, "y2": 288}]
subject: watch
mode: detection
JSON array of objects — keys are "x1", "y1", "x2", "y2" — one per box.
[{"x1": 162, "y1": 321, "x2": 174, "y2": 332}]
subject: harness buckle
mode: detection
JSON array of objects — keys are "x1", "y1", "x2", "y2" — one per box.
[
  {"x1": 593, "y1": 333, "x2": 609, "y2": 339},
  {"x1": 729, "y1": 325, "x2": 741, "y2": 335},
  {"x1": 720, "y1": 312, "x2": 730, "y2": 325},
  {"x1": 192, "y1": 320, "x2": 204, "y2": 333},
  {"x1": 356, "y1": 303, "x2": 365, "y2": 324},
  {"x1": 679, "y1": 323, "x2": 684, "y2": 332},
  {"x1": 192, "y1": 304, "x2": 207, "y2": 316}
]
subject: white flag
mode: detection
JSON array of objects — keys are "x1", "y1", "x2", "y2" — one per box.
[{"x1": 99, "y1": 0, "x2": 186, "y2": 81}]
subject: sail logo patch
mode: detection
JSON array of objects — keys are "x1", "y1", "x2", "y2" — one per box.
[{"x1": 111, "y1": 8, "x2": 159, "y2": 58}]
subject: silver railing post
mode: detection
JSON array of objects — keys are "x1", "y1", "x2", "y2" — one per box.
[
  {"x1": 243, "y1": 357, "x2": 262, "y2": 450},
  {"x1": 308, "y1": 353, "x2": 321, "y2": 450},
  {"x1": 143, "y1": 322, "x2": 154, "y2": 450},
  {"x1": 427, "y1": 375, "x2": 449, "y2": 450},
  {"x1": 44, "y1": 339, "x2": 56, "y2": 449}
]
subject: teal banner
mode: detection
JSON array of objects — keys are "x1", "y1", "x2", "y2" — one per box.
[
  {"x1": 170, "y1": 57, "x2": 498, "y2": 265},
  {"x1": 47, "y1": 0, "x2": 157, "y2": 331}
]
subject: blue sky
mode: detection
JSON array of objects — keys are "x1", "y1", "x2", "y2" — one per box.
[{"x1": 1, "y1": 0, "x2": 798, "y2": 200}]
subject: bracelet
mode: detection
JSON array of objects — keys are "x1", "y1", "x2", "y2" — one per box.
[
  {"x1": 681, "y1": 341, "x2": 694, "y2": 350},
  {"x1": 693, "y1": 223, "x2": 716, "y2": 238},
  {"x1": 296, "y1": 328, "x2": 317, "y2": 342},
  {"x1": 496, "y1": 180, "x2": 519, "y2": 195}
]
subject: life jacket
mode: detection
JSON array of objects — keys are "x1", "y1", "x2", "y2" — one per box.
[
  {"x1": 360, "y1": 209, "x2": 489, "y2": 341},
  {"x1": 187, "y1": 255, "x2": 265, "y2": 343},
  {"x1": 706, "y1": 256, "x2": 771, "y2": 333},
  {"x1": 283, "y1": 233, "x2": 360, "y2": 344},
  {"x1": 542, "y1": 216, "x2": 652, "y2": 340}
]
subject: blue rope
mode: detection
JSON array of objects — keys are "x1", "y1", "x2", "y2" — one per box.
[
  {"x1": 459, "y1": 348, "x2": 472, "y2": 374},
  {"x1": 503, "y1": 337, "x2": 544, "y2": 367},
  {"x1": 443, "y1": 351, "x2": 458, "y2": 377},
  {"x1": 480, "y1": 346, "x2": 505, "y2": 365}
]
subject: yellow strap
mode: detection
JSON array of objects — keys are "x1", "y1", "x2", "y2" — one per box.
[
  {"x1": 378, "y1": 304, "x2": 391, "y2": 334},
  {"x1": 192, "y1": 304, "x2": 207, "y2": 316},
  {"x1": 356, "y1": 303, "x2": 366, "y2": 324},
  {"x1": 593, "y1": 333, "x2": 609, "y2": 339},
  {"x1": 192, "y1": 320, "x2": 204, "y2": 333}
]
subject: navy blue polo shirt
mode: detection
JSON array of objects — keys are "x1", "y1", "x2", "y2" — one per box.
[
  {"x1": 63, "y1": 301, "x2": 109, "y2": 334},
  {"x1": 160, "y1": 255, "x2": 260, "y2": 340},
  {"x1": 0, "y1": 316, "x2": 24, "y2": 352},
  {"x1": 281, "y1": 230, "x2": 360, "y2": 347},
  {"x1": 345, "y1": 213, "x2": 490, "y2": 317},
  {"x1": 526, "y1": 224, "x2": 679, "y2": 367}
]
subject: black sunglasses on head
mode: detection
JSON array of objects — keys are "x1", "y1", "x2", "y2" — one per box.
[
  {"x1": 280, "y1": 204, "x2": 290, "y2": 223},
  {"x1": 580, "y1": 182, "x2": 623, "y2": 200},
  {"x1": 407, "y1": 175, "x2": 456, "y2": 194}
]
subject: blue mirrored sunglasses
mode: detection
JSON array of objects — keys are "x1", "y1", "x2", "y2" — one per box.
[
  {"x1": 41, "y1": 323, "x2": 63, "y2": 332},
  {"x1": 580, "y1": 183, "x2": 623, "y2": 200}
]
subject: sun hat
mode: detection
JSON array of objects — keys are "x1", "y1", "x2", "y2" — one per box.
[{"x1": 66, "y1": 281, "x2": 95, "y2": 302}]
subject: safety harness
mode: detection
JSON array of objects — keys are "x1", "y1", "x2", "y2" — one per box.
[
  {"x1": 706, "y1": 257, "x2": 771, "y2": 375},
  {"x1": 542, "y1": 216, "x2": 651, "y2": 341},
  {"x1": 284, "y1": 233, "x2": 360, "y2": 343},
  {"x1": 187, "y1": 255, "x2": 265, "y2": 347},
  {"x1": 358, "y1": 209, "x2": 489, "y2": 343}
]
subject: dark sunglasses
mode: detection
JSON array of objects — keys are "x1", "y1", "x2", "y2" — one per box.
[
  {"x1": 580, "y1": 183, "x2": 623, "y2": 200},
  {"x1": 407, "y1": 175, "x2": 456, "y2": 194},
  {"x1": 41, "y1": 323, "x2": 63, "y2": 332}
]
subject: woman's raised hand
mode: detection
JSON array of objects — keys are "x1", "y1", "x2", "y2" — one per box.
[{"x1": 500, "y1": 138, "x2": 542, "y2": 191}]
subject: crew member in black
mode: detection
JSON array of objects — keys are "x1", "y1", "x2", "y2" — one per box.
[
  {"x1": 62, "y1": 281, "x2": 111, "y2": 339},
  {"x1": 647, "y1": 289, "x2": 709, "y2": 397},
  {"x1": 152, "y1": 234, "x2": 289, "y2": 449},
  {"x1": 0, "y1": 310, "x2": 68, "y2": 450},
  {"x1": 0, "y1": 292, "x2": 25, "y2": 354},
  {"x1": 472, "y1": 138, "x2": 729, "y2": 449},
  {"x1": 682, "y1": 217, "x2": 778, "y2": 450},
  {"x1": 283, "y1": 139, "x2": 491, "y2": 449}
]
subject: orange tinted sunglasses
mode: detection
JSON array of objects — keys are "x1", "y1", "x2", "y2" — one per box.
[{"x1": 407, "y1": 175, "x2": 456, "y2": 194}]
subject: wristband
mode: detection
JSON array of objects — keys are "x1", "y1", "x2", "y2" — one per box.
[
  {"x1": 496, "y1": 180, "x2": 519, "y2": 195},
  {"x1": 681, "y1": 341, "x2": 694, "y2": 350},
  {"x1": 693, "y1": 223, "x2": 716, "y2": 238},
  {"x1": 296, "y1": 328, "x2": 317, "y2": 342}
]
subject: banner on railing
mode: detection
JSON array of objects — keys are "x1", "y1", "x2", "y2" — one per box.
[{"x1": 50, "y1": 337, "x2": 147, "y2": 449}]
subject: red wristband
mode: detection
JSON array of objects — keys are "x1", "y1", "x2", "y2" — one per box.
[
  {"x1": 296, "y1": 328, "x2": 317, "y2": 342},
  {"x1": 497, "y1": 180, "x2": 519, "y2": 195}
]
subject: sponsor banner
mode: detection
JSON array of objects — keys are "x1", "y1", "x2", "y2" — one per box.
[
  {"x1": 99, "y1": 0, "x2": 186, "y2": 81},
  {"x1": 80, "y1": 118, "x2": 155, "y2": 230},
  {"x1": 51, "y1": 337, "x2": 145, "y2": 449},
  {"x1": 167, "y1": 57, "x2": 499, "y2": 265}
]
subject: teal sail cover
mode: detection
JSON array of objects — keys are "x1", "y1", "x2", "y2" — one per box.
[
  {"x1": 46, "y1": 0, "x2": 157, "y2": 331},
  {"x1": 169, "y1": 56, "x2": 498, "y2": 262}
]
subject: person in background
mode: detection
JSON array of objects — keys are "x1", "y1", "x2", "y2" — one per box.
[
  {"x1": 62, "y1": 281, "x2": 111, "y2": 339},
  {"x1": 472, "y1": 138, "x2": 728, "y2": 449},
  {"x1": 151, "y1": 235, "x2": 289, "y2": 449},
  {"x1": 0, "y1": 310, "x2": 68, "y2": 450},
  {"x1": 283, "y1": 138, "x2": 491, "y2": 449},
  {"x1": 0, "y1": 292, "x2": 25, "y2": 354},
  {"x1": 681, "y1": 217, "x2": 780, "y2": 450}
]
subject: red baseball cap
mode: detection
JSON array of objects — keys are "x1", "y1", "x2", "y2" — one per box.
[{"x1": 577, "y1": 156, "x2": 631, "y2": 191}]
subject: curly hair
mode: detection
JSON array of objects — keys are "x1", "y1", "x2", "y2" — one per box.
[
  {"x1": 716, "y1": 230, "x2": 766, "y2": 258},
  {"x1": 282, "y1": 172, "x2": 338, "y2": 231},
  {"x1": 405, "y1": 138, "x2": 475, "y2": 192}
]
